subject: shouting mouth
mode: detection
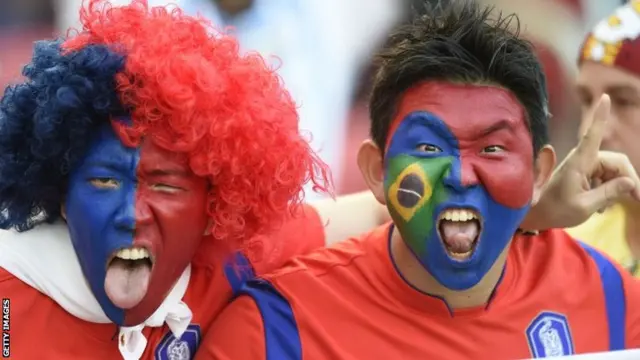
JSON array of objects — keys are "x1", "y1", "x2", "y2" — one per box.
[
  {"x1": 104, "y1": 247, "x2": 155, "y2": 309},
  {"x1": 437, "y1": 208, "x2": 482, "y2": 261}
]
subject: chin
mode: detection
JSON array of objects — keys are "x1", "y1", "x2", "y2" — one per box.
[
  {"x1": 122, "y1": 299, "x2": 157, "y2": 326},
  {"x1": 120, "y1": 276, "x2": 171, "y2": 326},
  {"x1": 422, "y1": 237, "x2": 490, "y2": 292}
]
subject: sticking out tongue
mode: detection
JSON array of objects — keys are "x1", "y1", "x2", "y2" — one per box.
[
  {"x1": 104, "y1": 258, "x2": 151, "y2": 309},
  {"x1": 440, "y1": 220, "x2": 480, "y2": 253}
]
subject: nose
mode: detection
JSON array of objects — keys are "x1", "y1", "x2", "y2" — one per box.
[
  {"x1": 114, "y1": 197, "x2": 135, "y2": 232},
  {"x1": 114, "y1": 194, "x2": 153, "y2": 232},
  {"x1": 442, "y1": 158, "x2": 479, "y2": 193},
  {"x1": 134, "y1": 195, "x2": 154, "y2": 227}
]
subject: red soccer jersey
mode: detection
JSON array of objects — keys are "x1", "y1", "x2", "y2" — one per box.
[
  {"x1": 0, "y1": 204, "x2": 325, "y2": 359},
  {"x1": 199, "y1": 224, "x2": 640, "y2": 360}
]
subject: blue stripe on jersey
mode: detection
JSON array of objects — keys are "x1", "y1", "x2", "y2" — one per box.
[
  {"x1": 239, "y1": 279, "x2": 302, "y2": 360},
  {"x1": 579, "y1": 242, "x2": 626, "y2": 350},
  {"x1": 223, "y1": 252, "x2": 255, "y2": 295}
]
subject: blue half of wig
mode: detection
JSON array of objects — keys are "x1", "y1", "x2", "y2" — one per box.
[{"x1": 0, "y1": 39, "x2": 126, "y2": 231}]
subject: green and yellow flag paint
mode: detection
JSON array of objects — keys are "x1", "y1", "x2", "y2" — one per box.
[{"x1": 384, "y1": 154, "x2": 453, "y2": 254}]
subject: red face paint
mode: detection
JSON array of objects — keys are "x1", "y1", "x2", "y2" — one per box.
[
  {"x1": 125, "y1": 140, "x2": 209, "y2": 324},
  {"x1": 388, "y1": 82, "x2": 534, "y2": 209}
]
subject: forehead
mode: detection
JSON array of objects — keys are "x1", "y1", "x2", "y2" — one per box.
[
  {"x1": 82, "y1": 123, "x2": 189, "y2": 171},
  {"x1": 390, "y1": 82, "x2": 526, "y2": 138},
  {"x1": 577, "y1": 61, "x2": 640, "y2": 92}
]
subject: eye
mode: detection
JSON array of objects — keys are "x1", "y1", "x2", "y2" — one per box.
[
  {"x1": 89, "y1": 177, "x2": 120, "y2": 189},
  {"x1": 612, "y1": 97, "x2": 636, "y2": 108},
  {"x1": 416, "y1": 144, "x2": 443, "y2": 153},
  {"x1": 578, "y1": 95, "x2": 593, "y2": 109},
  {"x1": 150, "y1": 183, "x2": 183, "y2": 193},
  {"x1": 481, "y1": 145, "x2": 505, "y2": 154}
]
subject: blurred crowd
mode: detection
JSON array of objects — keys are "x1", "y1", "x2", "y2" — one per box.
[{"x1": 0, "y1": 0, "x2": 629, "y2": 198}]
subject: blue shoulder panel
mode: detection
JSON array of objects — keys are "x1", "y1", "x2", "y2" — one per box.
[
  {"x1": 578, "y1": 242, "x2": 626, "y2": 350},
  {"x1": 223, "y1": 252, "x2": 256, "y2": 295},
  {"x1": 239, "y1": 278, "x2": 302, "y2": 360}
]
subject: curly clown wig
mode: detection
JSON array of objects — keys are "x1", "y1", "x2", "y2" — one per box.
[{"x1": 0, "y1": 0, "x2": 331, "y2": 251}]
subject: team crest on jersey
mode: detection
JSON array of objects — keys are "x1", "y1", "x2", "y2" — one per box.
[
  {"x1": 155, "y1": 324, "x2": 201, "y2": 360},
  {"x1": 526, "y1": 312, "x2": 575, "y2": 358}
]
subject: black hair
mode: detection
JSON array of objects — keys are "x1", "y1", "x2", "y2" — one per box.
[{"x1": 369, "y1": 0, "x2": 550, "y2": 154}]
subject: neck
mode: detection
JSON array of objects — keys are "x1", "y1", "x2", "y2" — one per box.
[{"x1": 390, "y1": 229, "x2": 509, "y2": 310}]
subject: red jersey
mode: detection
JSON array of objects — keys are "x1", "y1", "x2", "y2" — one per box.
[
  {"x1": 0, "y1": 204, "x2": 324, "y2": 359},
  {"x1": 199, "y1": 224, "x2": 640, "y2": 360}
]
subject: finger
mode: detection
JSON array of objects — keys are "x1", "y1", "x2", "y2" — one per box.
[
  {"x1": 578, "y1": 177, "x2": 635, "y2": 213},
  {"x1": 595, "y1": 151, "x2": 640, "y2": 201},
  {"x1": 574, "y1": 94, "x2": 611, "y2": 164}
]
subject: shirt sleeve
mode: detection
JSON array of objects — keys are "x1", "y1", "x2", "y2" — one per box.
[{"x1": 194, "y1": 295, "x2": 266, "y2": 360}]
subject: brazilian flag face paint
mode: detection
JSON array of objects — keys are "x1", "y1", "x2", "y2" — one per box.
[
  {"x1": 386, "y1": 155, "x2": 452, "y2": 255},
  {"x1": 383, "y1": 83, "x2": 535, "y2": 291}
]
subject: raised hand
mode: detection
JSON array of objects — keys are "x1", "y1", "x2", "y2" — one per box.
[{"x1": 522, "y1": 94, "x2": 640, "y2": 230}]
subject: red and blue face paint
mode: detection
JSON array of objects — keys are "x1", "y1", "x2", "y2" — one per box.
[
  {"x1": 65, "y1": 120, "x2": 209, "y2": 326},
  {"x1": 384, "y1": 82, "x2": 534, "y2": 291}
]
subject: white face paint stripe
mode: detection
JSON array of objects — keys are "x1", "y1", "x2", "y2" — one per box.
[{"x1": 397, "y1": 188, "x2": 422, "y2": 199}]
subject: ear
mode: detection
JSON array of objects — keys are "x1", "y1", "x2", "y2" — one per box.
[
  {"x1": 357, "y1": 140, "x2": 386, "y2": 205},
  {"x1": 531, "y1": 145, "x2": 556, "y2": 206}
]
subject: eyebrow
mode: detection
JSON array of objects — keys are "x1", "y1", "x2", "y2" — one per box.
[
  {"x1": 604, "y1": 85, "x2": 640, "y2": 97},
  {"x1": 480, "y1": 120, "x2": 513, "y2": 137},
  {"x1": 145, "y1": 168, "x2": 189, "y2": 177},
  {"x1": 576, "y1": 84, "x2": 640, "y2": 98},
  {"x1": 83, "y1": 161, "x2": 129, "y2": 173}
]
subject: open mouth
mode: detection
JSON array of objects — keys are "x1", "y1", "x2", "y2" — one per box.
[
  {"x1": 437, "y1": 208, "x2": 482, "y2": 262},
  {"x1": 104, "y1": 247, "x2": 154, "y2": 309}
]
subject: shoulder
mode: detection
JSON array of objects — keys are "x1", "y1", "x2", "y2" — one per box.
[
  {"x1": 0, "y1": 267, "x2": 13, "y2": 283},
  {"x1": 260, "y1": 224, "x2": 382, "y2": 285},
  {"x1": 513, "y1": 229, "x2": 633, "y2": 293},
  {"x1": 240, "y1": 225, "x2": 389, "y2": 319},
  {"x1": 183, "y1": 258, "x2": 240, "y2": 330},
  {"x1": 196, "y1": 293, "x2": 268, "y2": 359},
  {"x1": 515, "y1": 228, "x2": 615, "y2": 261},
  {"x1": 0, "y1": 267, "x2": 38, "y2": 295},
  {"x1": 251, "y1": 204, "x2": 326, "y2": 275},
  {"x1": 0, "y1": 266, "x2": 63, "y2": 319}
]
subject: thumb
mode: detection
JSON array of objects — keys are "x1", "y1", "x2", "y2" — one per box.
[{"x1": 578, "y1": 177, "x2": 635, "y2": 213}]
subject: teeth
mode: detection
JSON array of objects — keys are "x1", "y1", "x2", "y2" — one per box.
[
  {"x1": 115, "y1": 247, "x2": 150, "y2": 261},
  {"x1": 439, "y1": 209, "x2": 478, "y2": 222},
  {"x1": 447, "y1": 249, "x2": 474, "y2": 259}
]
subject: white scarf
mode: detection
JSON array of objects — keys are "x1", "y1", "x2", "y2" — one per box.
[{"x1": 0, "y1": 223, "x2": 193, "y2": 359}]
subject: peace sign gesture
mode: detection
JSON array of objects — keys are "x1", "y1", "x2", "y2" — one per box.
[{"x1": 522, "y1": 94, "x2": 640, "y2": 231}]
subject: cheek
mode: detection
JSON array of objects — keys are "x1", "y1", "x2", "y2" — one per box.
[
  {"x1": 142, "y1": 187, "x2": 210, "y2": 252},
  {"x1": 472, "y1": 156, "x2": 534, "y2": 209}
]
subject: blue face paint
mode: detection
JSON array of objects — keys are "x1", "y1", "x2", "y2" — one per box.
[
  {"x1": 65, "y1": 122, "x2": 139, "y2": 324},
  {"x1": 385, "y1": 112, "x2": 530, "y2": 291}
]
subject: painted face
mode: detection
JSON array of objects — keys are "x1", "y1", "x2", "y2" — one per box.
[
  {"x1": 384, "y1": 82, "x2": 534, "y2": 290},
  {"x1": 65, "y1": 121, "x2": 209, "y2": 326}
]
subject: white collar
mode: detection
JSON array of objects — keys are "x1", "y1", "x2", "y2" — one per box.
[{"x1": 0, "y1": 223, "x2": 193, "y2": 359}]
